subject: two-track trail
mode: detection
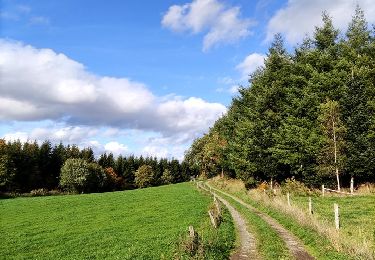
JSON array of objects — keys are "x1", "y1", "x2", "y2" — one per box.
[
  {"x1": 206, "y1": 183, "x2": 315, "y2": 260},
  {"x1": 217, "y1": 195, "x2": 259, "y2": 260},
  {"x1": 197, "y1": 183, "x2": 259, "y2": 259}
]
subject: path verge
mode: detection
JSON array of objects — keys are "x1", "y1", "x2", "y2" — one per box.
[{"x1": 207, "y1": 183, "x2": 315, "y2": 260}]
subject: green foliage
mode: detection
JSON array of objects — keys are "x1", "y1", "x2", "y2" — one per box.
[
  {"x1": 0, "y1": 139, "x2": 191, "y2": 193},
  {"x1": 161, "y1": 168, "x2": 173, "y2": 184},
  {"x1": 185, "y1": 6, "x2": 375, "y2": 187},
  {"x1": 281, "y1": 178, "x2": 311, "y2": 196},
  {"x1": 59, "y1": 159, "x2": 105, "y2": 193},
  {"x1": 134, "y1": 164, "x2": 154, "y2": 188}
]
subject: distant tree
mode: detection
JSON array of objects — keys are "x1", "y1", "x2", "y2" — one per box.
[
  {"x1": 59, "y1": 158, "x2": 106, "y2": 193},
  {"x1": 104, "y1": 167, "x2": 123, "y2": 190},
  {"x1": 80, "y1": 147, "x2": 95, "y2": 163},
  {"x1": 98, "y1": 153, "x2": 115, "y2": 168},
  {"x1": 0, "y1": 140, "x2": 16, "y2": 191},
  {"x1": 161, "y1": 169, "x2": 173, "y2": 184},
  {"x1": 318, "y1": 99, "x2": 346, "y2": 191},
  {"x1": 135, "y1": 165, "x2": 154, "y2": 188}
]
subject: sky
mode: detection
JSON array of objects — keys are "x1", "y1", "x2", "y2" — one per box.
[{"x1": 1, "y1": 0, "x2": 374, "y2": 159}]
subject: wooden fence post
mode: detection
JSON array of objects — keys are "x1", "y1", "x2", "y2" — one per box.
[
  {"x1": 214, "y1": 196, "x2": 221, "y2": 216},
  {"x1": 189, "y1": 226, "x2": 195, "y2": 238},
  {"x1": 334, "y1": 203, "x2": 340, "y2": 229},
  {"x1": 208, "y1": 210, "x2": 217, "y2": 228},
  {"x1": 322, "y1": 185, "x2": 325, "y2": 197},
  {"x1": 287, "y1": 192, "x2": 291, "y2": 206},
  {"x1": 350, "y1": 177, "x2": 354, "y2": 195},
  {"x1": 308, "y1": 197, "x2": 313, "y2": 214}
]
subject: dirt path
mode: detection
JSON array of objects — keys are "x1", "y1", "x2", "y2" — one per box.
[
  {"x1": 197, "y1": 183, "x2": 258, "y2": 259},
  {"x1": 207, "y1": 184, "x2": 315, "y2": 260},
  {"x1": 216, "y1": 195, "x2": 259, "y2": 260}
]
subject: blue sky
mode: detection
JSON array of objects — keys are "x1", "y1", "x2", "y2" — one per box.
[{"x1": 1, "y1": 0, "x2": 374, "y2": 159}]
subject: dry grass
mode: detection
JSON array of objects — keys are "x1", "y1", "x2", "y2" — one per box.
[
  {"x1": 357, "y1": 183, "x2": 375, "y2": 194},
  {"x1": 250, "y1": 191, "x2": 374, "y2": 259},
  {"x1": 209, "y1": 177, "x2": 375, "y2": 260}
]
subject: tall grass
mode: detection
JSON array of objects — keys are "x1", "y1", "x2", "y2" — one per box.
[{"x1": 210, "y1": 177, "x2": 373, "y2": 259}]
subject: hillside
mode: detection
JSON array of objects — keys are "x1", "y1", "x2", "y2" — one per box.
[{"x1": 0, "y1": 183, "x2": 227, "y2": 259}]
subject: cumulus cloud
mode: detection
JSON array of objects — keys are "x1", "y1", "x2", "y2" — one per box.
[
  {"x1": 3, "y1": 126, "x2": 98, "y2": 144},
  {"x1": 266, "y1": 0, "x2": 375, "y2": 44},
  {"x1": 162, "y1": 0, "x2": 255, "y2": 51},
  {"x1": 0, "y1": 39, "x2": 226, "y2": 144},
  {"x1": 236, "y1": 53, "x2": 266, "y2": 80},
  {"x1": 104, "y1": 141, "x2": 128, "y2": 157}
]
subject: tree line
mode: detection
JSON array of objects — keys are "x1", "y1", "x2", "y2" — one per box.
[
  {"x1": 0, "y1": 139, "x2": 194, "y2": 194},
  {"x1": 185, "y1": 7, "x2": 375, "y2": 190}
]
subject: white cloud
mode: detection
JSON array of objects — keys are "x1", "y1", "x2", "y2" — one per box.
[
  {"x1": 162, "y1": 0, "x2": 254, "y2": 51},
  {"x1": 142, "y1": 145, "x2": 169, "y2": 159},
  {"x1": 104, "y1": 141, "x2": 128, "y2": 157},
  {"x1": 157, "y1": 97, "x2": 225, "y2": 134},
  {"x1": 236, "y1": 53, "x2": 266, "y2": 80},
  {"x1": 3, "y1": 126, "x2": 98, "y2": 144},
  {"x1": 0, "y1": 40, "x2": 226, "y2": 156},
  {"x1": 266, "y1": 0, "x2": 375, "y2": 44},
  {"x1": 229, "y1": 85, "x2": 239, "y2": 94},
  {"x1": 3, "y1": 131, "x2": 29, "y2": 143}
]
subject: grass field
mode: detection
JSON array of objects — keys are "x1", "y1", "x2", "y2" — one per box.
[
  {"x1": 292, "y1": 194, "x2": 375, "y2": 254},
  {"x1": 0, "y1": 182, "x2": 234, "y2": 259},
  {"x1": 209, "y1": 178, "x2": 357, "y2": 259}
]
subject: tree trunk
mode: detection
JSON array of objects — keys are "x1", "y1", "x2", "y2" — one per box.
[
  {"x1": 332, "y1": 117, "x2": 340, "y2": 191},
  {"x1": 335, "y1": 167, "x2": 340, "y2": 192}
]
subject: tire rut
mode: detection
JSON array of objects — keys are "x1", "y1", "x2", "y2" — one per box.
[
  {"x1": 207, "y1": 184, "x2": 315, "y2": 260},
  {"x1": 197, "y1": 183, "x2": 259, "y2": 259}
]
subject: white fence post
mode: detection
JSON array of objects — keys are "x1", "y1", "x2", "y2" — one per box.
[
  {"x1": 322, "y1": 185, "x2": 325, "y2": 197},
  {"x1": 334, "y1": 203, "x2": 340, "y2": 229},
  {"x1": 308, "y1": 197, "x2": 313, "y2": 214},
  {"x1": 287, "y1": 192, "x2": 291, "y2": 206},
  {"x1": 350, "y1": 177, "x2": 354, "y2": 195}
]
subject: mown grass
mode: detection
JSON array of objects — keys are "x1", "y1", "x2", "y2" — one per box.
[
  {"x1": 209, "y1": 178, "x2": 355, "y2": 260},
  {"x1": 0, "y1": 182, "x2": 234, "y2": 259},
  {"x1": 216, "y1": 192, "x2": 291, "y2": 260}
]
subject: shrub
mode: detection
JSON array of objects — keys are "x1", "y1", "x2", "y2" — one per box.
[
  {"x1": 161, "y1": 169, "x2": 173, "y2": 184},
  {"x1": 104, "y1": 167, "x2": 124, "y2": 190},
  {"x1": 257, "y1": 181, "x2": 269, "y2": 191},
  {"x1": 135, "y1": 165, "x2": 154, "y2": 188},
  {"x1": 30, "y1": 188, "x2": 49, "y2": 196},
  {"x1": 242, "y1": 176, "x2": 258, "y2": 190},
  {"x1": 281, "y1": 177, "x2": 311, "y2": 196},
  {"x1": 59, "y1": 159, "x2": 106, "y2": 193}
]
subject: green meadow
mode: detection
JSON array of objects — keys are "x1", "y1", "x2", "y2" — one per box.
[{"x1": 0, "y1": 183, "x2": 227, "y2": 259}]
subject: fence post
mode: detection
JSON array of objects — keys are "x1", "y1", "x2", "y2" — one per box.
[
  {"x1": 189, "y1": 226, "x2": 195, "y2": 238},
  {"x1": 214, "y1": 196, "x2": 221, "y2": 215},
  {"x1": 322, "y1": 185, "x2": 325, "y2": 197},
  {"x1": 308, "y1": 197, "x2": 313, "y2": 214},
  {"x1": 208, "y1": 210, "x2": 217, "y2": 228},
  {"x1": 334, "y1": 203, "x2": 340, "y2": 229},
  {"x1": 350, "y1": 177, "x2": 354, "y2": 195},
  {"x1": 287, "y1": 192, "x2": 291, "y2": 206}
]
